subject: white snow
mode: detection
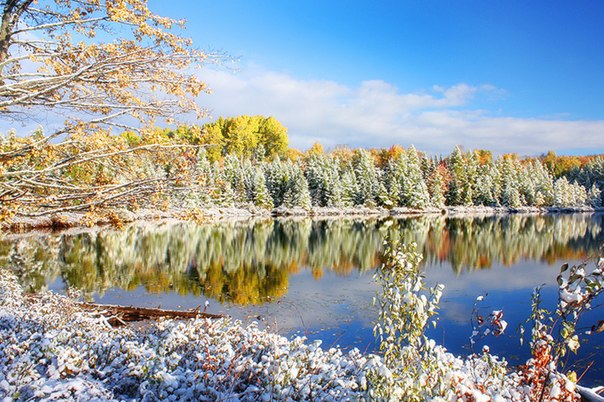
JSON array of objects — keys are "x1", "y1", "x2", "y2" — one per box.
[{"x1": 0, "y1": 269, "x2": 581, "y2": 401}]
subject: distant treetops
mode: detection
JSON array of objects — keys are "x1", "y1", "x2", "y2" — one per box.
[
  {"x1": 137, "y1": 115, "x2": 603, "y2": 211},
  {"x1": 121, "y1": 115, "x2": 289, "y2": 162}
]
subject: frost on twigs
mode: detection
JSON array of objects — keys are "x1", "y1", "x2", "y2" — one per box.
[
  {"x1": 518, "y1": 256, "x2": 604, "y2": 401},
  {"x1": 369, "y1": 240, "x2": 515, "y2": 401},
  {"x1": 469, "y1": 294, "x2": 509, "y2": 350}
]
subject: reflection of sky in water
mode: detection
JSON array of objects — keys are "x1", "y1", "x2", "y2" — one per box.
[{"x1": 5, "y1": 214, "x2": 604, "y2": 387}]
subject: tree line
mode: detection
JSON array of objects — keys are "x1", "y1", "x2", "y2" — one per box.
[
  {"x1": 1, "y1": 118, "x2": 603, "y2": 221},
  {"x1": 1, "y1": 1, "x2": 602, "y2": 222},
  {"x1": 190, "y1": 142, "x2": 603, "y2": 210}
]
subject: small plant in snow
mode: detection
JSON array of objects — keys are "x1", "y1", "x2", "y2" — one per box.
[{"x1": 469, "y1": 294, "x2": 508, "y2": 351}]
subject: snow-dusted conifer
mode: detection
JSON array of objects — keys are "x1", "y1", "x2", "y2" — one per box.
[
  {"x1": 352, "y1": 149, "x2": 379, "y2": 207},
  {"x1": 446, "y1": 146, "x2": 472, "y2": 206},
  {"x1": 283, "y1": 162, "x2": 311, "y2": 209},
  {"x1": 187, "y1": 149, "x2": 214, "y2": 206},
  {"x1": 304, "y1": 153, "x2": 342, "y2": 207},
  {"x1": 251, "y1": 167, "x2": 273, "y2": 209},
  {"x1": 427, "y1": 165, "x2": 447, "y2": 208},
  {"x1": 587, "y1": 184, "x2": 602, "y2": 207},
  {"x1": 339, "y1": 166, "x2": 358, "y2": 207},
  {"x1": 463, "y1": 151, "x2": 479, "y2": 205},
  {"x1": 265, "y1": 157, "x2": 289, "y2": 207},
  {"x1": 496, "y1": 156, "x2": 523, "y2": 206},
  {"x1": 502, "y1": 184, "x2": 522, "y2": 208},
  {"x1": 570, "y1": 180, "x2": 587, "y2": 206},
  {"x1": 474, "y1": 164, "x2": 499, "y2": 206},
  {"x1": 529, "y1": 160, "x2": 554, "y2": 206},
  {"x1": 554, "y1": 177, "x2": 573, "y2": 207},
  {"x1": 383, "y1": 157, "x2": 403, "y2": 206},
  {"x1": 400, "y1": 146, "x2": 430, "y2": 208},
  {"x1": 222, "y1": 154, "x2": 246, "y2": 204}
]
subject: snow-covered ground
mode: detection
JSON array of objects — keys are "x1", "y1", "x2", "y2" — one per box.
[{"x1": 0, "y1": 268, "x2": 582, "y2": 401}]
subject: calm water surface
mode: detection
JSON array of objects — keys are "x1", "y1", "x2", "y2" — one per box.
[{"x1": 2, "y1": 214, "x2": 603, "y2": 386}]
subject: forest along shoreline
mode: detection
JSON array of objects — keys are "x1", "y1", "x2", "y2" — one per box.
[{"x1": 2, "y1": 204, "x2": 603, "y2": 233}]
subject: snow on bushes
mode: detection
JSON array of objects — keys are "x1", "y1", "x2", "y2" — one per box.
[{"x1": 1, "y1": 239, "x2": 599, "y2": 400}]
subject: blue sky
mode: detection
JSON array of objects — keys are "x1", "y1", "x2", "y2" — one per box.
[
  {"x1": 168, "y1": 0, "x2": 603, "y2": 118},
  {"x1": 7, "y1": 1, "x2": 603, "y2": 156},
  {"x1": 150, "y1": 0, "x2": 604, "y2": 155}
]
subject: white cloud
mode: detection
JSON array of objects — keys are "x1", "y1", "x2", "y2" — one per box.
[
  {"x1": 4, "y1": 62, "x2": 602, "y2": 156},
  {"x1": 197, "y1": 65, "x2": 604, "y2": 155}
]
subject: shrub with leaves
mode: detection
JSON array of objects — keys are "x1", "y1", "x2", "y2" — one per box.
[
  {"x1": 519, "y1": 257, "x2": 604, "y2": 401},
  {"x1": 370, "y1": 240, "x2": 451, "y2": 400},
  {"x1": 368, "y1": 239, "x2": 601, "y2": 401}
]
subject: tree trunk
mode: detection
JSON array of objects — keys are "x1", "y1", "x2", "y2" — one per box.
[
  {"x1": 79, "y1": 302, "x2": 224, "y2": 327},
  {"x1": 1, "y1": 1, "x2": 21, "y2": 65}
]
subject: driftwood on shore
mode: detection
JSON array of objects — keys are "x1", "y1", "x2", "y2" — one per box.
[
  {"x1": 78, "y1": 302, "x2": 224, "y2": 327},
  {"x1": 577, "y1": 385, "x2": 604, "y2": 402}
]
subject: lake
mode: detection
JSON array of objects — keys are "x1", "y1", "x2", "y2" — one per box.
[{"x1": 1, "y1": 213, "x2": 603, "y2": 386}]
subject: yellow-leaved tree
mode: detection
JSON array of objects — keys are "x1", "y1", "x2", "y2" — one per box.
[{"x1": 0, "y1": 0, "x2": 220, "y2": 221}]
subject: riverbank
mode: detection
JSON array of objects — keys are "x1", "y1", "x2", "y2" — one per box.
[
  {"x1": 2, "y1": 204, "x2": 603, "y2": 233},
  {"x1": 0, "y1": 268, "x2": 579, "y2": 401}
]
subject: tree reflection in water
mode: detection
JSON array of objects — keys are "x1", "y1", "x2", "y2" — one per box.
[{"x1": 1, "y1": 213, "x2": 602, "y2": 304}]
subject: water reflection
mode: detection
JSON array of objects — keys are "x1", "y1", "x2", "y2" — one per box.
[
  {"x1": 2, "y1": 213, "x2": 604, "y2": 385},
  {"x1": 1, "y1": 214, "x2": 603, "y2": 304}
]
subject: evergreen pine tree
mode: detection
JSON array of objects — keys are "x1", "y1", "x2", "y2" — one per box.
[
  {"x1": 352, "y1": 149, "x2": 379, "y2": 206},
  {"x1": 587, "y1": 184, "x2": 602, "y2": 207},
  {"x1": 463, "y1": 151, "x2": 479, "y2": 206},
  {"x1": 502, "y1": 184, "x2": 522, "y2": 208},
  {"x1": 554, "y1": 177, "x2": 572, "y2": 207},
  {"x1": 530, "y1": 160, "x2": 554, "y2": 206},
  {"x1": 427, "y1": 166, "x2": 447, "y2": 208},
  {"x1": 339, "y1": 165, "x2": 358, "y2": 207},
  {"x1": 400, "y1": 146, "x2": 430, "y2": 208},
  {"x1": 303, "y1": 153, "x2": 343, "y2": 207},
  {"x1": 222, "y1": 154, "x2": 246, "y2": 204},
  {"x1": 446, "y1": 146, "x2": 467, "y2": 206},
  {"x1": 383, "y1": 157, "x2": 403, "y2": 206},
  {"x1": 251, "y1": 167, "x2": 273, "y2": 209},
  {"x1": 283, "y1": 163, "x2": 311, "y2": 209},
  {"x1": 304, "y1": 153, "x2": 323, "y2": 206},
  {"x1": 474, "y1": 163, "x2": 499, "y2": 206},
  {"x1": 265, "y1": 157, "x2": 289, "y2": 207},
  {"x1": 496, "y1": 156, "x2": 523, "y2": 206},
  {"x1": 187, "y1": 149, "x2": 214, "y2": 207},
  {"x1": 570, "y1": 180, "x2": 587, "y2": 206},
  {"x1": 322, "y1": 155, "x2": 343, "y2": 207},
  {"x1": 577, "y1": 157, "x2": 604, "y2": 205}
]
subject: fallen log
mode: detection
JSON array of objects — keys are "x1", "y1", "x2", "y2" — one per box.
[
  {"x1": 577, "y1": 385, "x2": 604, "y2": 402},
  {"x1": 78, "y1": 302, "x2": 224, "y2": 326}
]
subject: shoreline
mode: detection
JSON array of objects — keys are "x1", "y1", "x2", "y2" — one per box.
[
  {"x1": 0, "y1": 269, "x2": 590, "y2": 401},
  {"x1": 2, "y1": 205, "x2": 603, "y2": 234}
]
